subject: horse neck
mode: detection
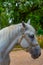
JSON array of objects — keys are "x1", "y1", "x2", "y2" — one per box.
[{"x1": 2, "y1": 24, "x2": 23, "y2": 57}]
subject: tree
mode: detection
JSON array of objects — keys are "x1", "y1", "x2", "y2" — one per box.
[{"x1": 0, "y1": 0, "x2": 43, "y2": 34}]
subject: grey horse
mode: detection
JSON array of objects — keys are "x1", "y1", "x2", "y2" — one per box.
[{"x1": 0, "y1": 22, "x2": 41, "y2": 65}]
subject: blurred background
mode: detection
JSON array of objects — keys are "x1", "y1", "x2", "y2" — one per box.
[{"x1": 0, "y1": 0, "x2": 43, "y2": 48}]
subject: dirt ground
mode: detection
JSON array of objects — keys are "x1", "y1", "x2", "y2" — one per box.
[{"x1": 10, "y1": 50, "x2": 43, "y2": 65}]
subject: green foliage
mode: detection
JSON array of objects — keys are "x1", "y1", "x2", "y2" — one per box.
[
  {"x1": 0, "y1": 0, "x2": 43, "y2": 34},
  {"x1": 37, "y1": 28, "x2": 43, "y2": 35}
]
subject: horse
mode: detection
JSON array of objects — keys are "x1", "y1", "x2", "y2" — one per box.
[{"x1": 0, "y1": 21, "x2": 41, "y2": 65}]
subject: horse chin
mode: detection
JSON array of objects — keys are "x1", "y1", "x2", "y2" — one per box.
[{"x1": 31, "y1": 55, "x2": 39, "y2": 59}]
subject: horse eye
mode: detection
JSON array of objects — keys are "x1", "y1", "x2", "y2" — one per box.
[{"x1": 29, "y1": 34, "x2": 34, "y2": 38}]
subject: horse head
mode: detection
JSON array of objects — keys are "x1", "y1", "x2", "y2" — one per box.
[{"x1": 19, "y1": 21, "x2": 41, "y2": 59}]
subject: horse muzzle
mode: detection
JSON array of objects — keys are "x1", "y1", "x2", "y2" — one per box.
[
  {"x1": 30, "y1": 46, "x2": 41, "y2": 59},
  {"x1": 31, "y1": 52, "x2": 41, "y2": 59}
]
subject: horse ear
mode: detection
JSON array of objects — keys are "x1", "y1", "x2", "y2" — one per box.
[
  {"x1": 27, "y1": 19, "x2": 30, "y2": 25},
  {"x1": 22, "y1": 21, "x2": 26, "y2": 28}
]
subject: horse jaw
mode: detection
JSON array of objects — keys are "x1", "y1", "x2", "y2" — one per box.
[{"x1": 20, "y1": 38, "x2": 29, "y2": 48}]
